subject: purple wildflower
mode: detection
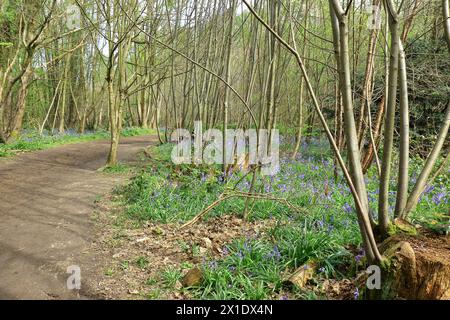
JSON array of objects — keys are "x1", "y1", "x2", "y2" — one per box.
[
  {"x1": 209, "y1": 260, "x2": 218, "y2": 270},
  {"x1": 222, "y1": 247, "x2": 229, "y2": 256},
  {"x1": 424, "y1": 185, "x2": 435, "y2": 195},
  {"x1": 318, "y1": 218, "x2": 325, "y2": 229},
  {"x1": 354, "y1": 288, "x2": 360, "y2": 300},
  {"x1": 355, "y1": 249, "x2": 365, "y2": 262},
  {"x1": 432, "y1": 192, "x2": 445, "y2": 205},
  {"x1": 343, "y1": 203, "x2": 353, "y2": 213},
  {"x1": 327, "y1": 224, "x2": 334, "y2": 233},
  {"x1": 270, "y1": 245, "x2": 281, "y2": 261}
]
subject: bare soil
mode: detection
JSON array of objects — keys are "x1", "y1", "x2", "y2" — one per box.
[{"x1": 0, "y1": 136, "x2": 156, "y2": 299}]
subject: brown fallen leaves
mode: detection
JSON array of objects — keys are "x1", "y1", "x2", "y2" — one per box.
[{"x1": 181, "y1": 268, "x2": 203, "y2": 287}]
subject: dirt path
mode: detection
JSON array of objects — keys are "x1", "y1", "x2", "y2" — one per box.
[{"x1": 0, "y1": 136, "x2": 156, "y2": 299}]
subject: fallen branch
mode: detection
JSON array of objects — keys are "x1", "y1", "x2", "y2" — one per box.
[{"x1": 179, "y1": 189, "x2": 308, "y2": 230}]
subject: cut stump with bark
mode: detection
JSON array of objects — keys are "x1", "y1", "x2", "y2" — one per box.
[{"x1": 379, "y1": 232, "x2": 450, "y2": 300}]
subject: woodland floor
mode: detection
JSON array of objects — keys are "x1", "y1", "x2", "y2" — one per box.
[
  {"x1": 0, "y1": 135, "x2": 447, "y2": 300},
  {"x1": 0, "y1": 135, "x2": 156, "y2": 299}
]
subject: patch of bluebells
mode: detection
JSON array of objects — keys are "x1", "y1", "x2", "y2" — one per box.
[
  {"x1": 151, "y1": 135, "x2": 449, "y2": 299},
  {"x1": 432, "y1": 192, "x2": 446, "y2": 206},
  {"x1": 266, "y1": 245, "x2": 281, "y2": 261},
  {"x1": 343, "y1": 203, "x2": 353, "y2": 214},
  {"x1": 417, "y1": 184, "x2": 448, "y2": 208}
]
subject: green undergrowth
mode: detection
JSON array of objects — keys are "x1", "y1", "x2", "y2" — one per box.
[
  {"x1": 115, "y1": 137, "x2": 448, "y2": 300},
  {"x1": 100, "y1": 163, "x2": 133, "y2": 174}
]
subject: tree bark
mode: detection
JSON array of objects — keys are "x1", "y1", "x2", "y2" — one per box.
[
  {"x1": 394, "y1": 41, "x2": 410, "y2": 217},
  {"x1": 379, "y1": 0, "x2": 400, "y2": 237}
]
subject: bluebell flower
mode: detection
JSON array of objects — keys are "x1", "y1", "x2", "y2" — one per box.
[
  {"x1": 354, "y1": 288, "x2": 360, "y2": 300},
  {"x1": 355, "y1": 249, "x2": 365, "y2": 262},
  {"x1": 424, "y1": 185, "x2": 435, "y2": 195},
  {"x1": 343, "y1": 203, "x2": 353, "y2": 213},
  {"x1": 327, "y1": 224, "x2": 334, "y2": 233},
  {"x1": 270, "y1": 245, "x2": 281, "y2": 260},
  {"x1": 318, "y1": 218, "x2": 325, "y2": 229},
  {"x1": 432, "y1": 192, "x2": 445, "y2": 205},
  {"x1": 209, "y1": 260, "x2": 218, "y2": 270}
]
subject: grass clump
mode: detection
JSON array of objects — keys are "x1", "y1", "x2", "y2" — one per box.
[{"x1": 100, "y1": 163, "x2": 132, "y2": 174}]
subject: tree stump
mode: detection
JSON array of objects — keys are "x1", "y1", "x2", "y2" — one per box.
[{"x1": 379, "y1": 233, "x2": 450, "y2": 300}]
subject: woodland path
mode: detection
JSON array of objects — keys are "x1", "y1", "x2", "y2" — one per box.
[{"x1": 0, "y1": 135, "x2": 156, "y2": 299}]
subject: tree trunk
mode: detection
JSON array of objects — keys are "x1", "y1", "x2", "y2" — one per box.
[
  {"x1": 379, "y1": 1, "x2": 400, "y2": 237},
  {"x1": 394, "y1": 41, "x2": 410, "y2": 217},
  {"x1": 9, "y1": 65, "x2": 33, "y2": 139}
]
